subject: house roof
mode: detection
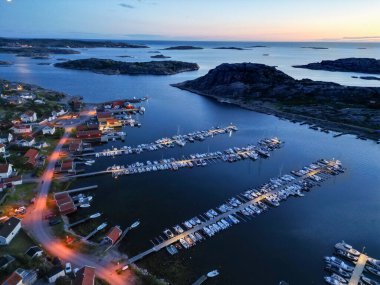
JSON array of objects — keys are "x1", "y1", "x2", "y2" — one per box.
[
  {"x1": 0, "y1": 143, "x2": 5, "y2": 148},
  {"x1": 3, "y1": 176, "x2": 22, "y2": 184},
  {"x1": 0, "y1": 255, "x2": 15, "y2": 268},
  {"x1": 24, "y1": 149, "x2": 38, "y2": 159},
  {"x1": 97, "y1": 112, "x2": 112, "y2": 119},
  {"x1": 22, "y1": 111, "x2": 36, "y2": 116},
  {"x1": 25, "y1": 246, "x2": 42, "y2": 258},
  {"x1": 0, "y1": 217, "x2": 21, "y2": 238},
  {"x1": 74, "y1": 266, "x2": 95, "y2": 285},
  {"x1": 106, "y1": 226, "x2": 122, "y2": 244},
  {"x1": 2, "y1": 271, "x2": 22, "y2": 285},
  {"x1": 0, "y1": 164, "x2": 11, "y2": 173},
  {"x1": 46, "y1": 266, "x2": 64, "y2": 278}
]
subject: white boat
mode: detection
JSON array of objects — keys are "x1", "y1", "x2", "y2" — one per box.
[
  {"x1": 90, "y1": 213, "x2": 101, "y2": 219},
  {"x1": 97, "y1": 222, "x2": 107, "y2": 231},
  {"x1": 207, "y1": 270, "x2": 219, "y2": 278},
  {"x1": 80, "y1": 203, "x2": 91, "y2": 208},
  {"x1": 131, "y1": 221, "x2": 140, "y2": 229}
]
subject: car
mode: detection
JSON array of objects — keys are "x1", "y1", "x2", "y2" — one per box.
[{"x1": 65, "y1": 262, "x2": 72, "y2": 274}]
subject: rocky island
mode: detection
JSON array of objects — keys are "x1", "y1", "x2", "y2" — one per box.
[
  {"x1": 163, "y1": 45, "x2": 203, "y2": 50},
  {"x1": 213, "y1": 47, "x2": 247, "y2": 50},
  {"x1": 173, "y1": 62, "x2": 380, "y2": 136},
  {"x1": 151, "y1": 54, "x2": 171, "y2": 59},
  {"x1": 293, "y1": 58, "x2": 380, "y2": 74},
  {"x1": 55, "y1": 58, "x2": 199, "y2": 75},
  {"x1": 0, "y1": 47, "x2": 79, "y2": 57}
]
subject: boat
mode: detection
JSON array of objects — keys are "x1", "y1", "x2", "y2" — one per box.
[
  {"x1": 207, "y1": 270, "x2": 219, "y2": 278},
  {"x1": 361, "y1": 276, "x2": 380, "y2": 285},
  {"x1": 324, "y1": 256, "x2": 354, "y2": 272},
  {"x1": 80, "y1": 203, "x2": 91, "y2": 208},
  {"x1": 335, "y1": 249, "x2": 359, "y2": 262},
  {"x1": 335, "y1": 241, "x2": 361, "y2": 256},
  {"x1": 163, "y1": 229, "x2": 175, "y2": 238},
  {"x1": 368, "y1": 258, "x2": 380, "y2": 270},
  {"x1": 366, "y1": 265, "x2": 380, "y2": 277},
  {"x1": 324, "y1": 276, "x2": 343, "y2": 285},
  {"x1": 330, "y1": 274, "x2": 348, "y2": 284},
  {"x1": 89, "y1": 213, "x2": 101, "y2": 219},
  {"x1": 131, "y1": 221, "x2": 140, "y2": 229},
  {"x1": 324, "y1": 264, "x2": 351, "y2": 279},
  {"x1": 97, "y1": 222, "x2": 107, "y2": 231}
]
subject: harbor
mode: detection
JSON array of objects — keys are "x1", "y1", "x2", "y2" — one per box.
[
  {"x1": 60, "y1": 137, "x2": 282, "y2": 180},
  {"x1": 125, "y1": 159, "x2": 344, "y2": 265},
  {"x1": 323, "y1": 241, "x2": 380, "y2": 285}
]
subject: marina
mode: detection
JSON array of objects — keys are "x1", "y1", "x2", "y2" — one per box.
[
  {"x1": 324, "y1": 241, "x2": 380, "y2": 285},
  {"x1": 126, "y1": 159, "x2": 344, "y2": 264},
  {"x1": 61, "y1": 137, "x2": 282, "y2": 180},
  {"x1": 74, "y1": 125, "x2": 238, "y2": 157}
]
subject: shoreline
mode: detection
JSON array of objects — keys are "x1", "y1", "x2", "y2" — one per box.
[{"x1": 174, "y1": 85, "x2": 380, "y2": 142}]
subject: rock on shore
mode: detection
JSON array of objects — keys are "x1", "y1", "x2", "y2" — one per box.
[
  {"x1": 55, "y1": 58, "x2": 199, "y2": 75},
  {"x1": 293, "y1": 58, "x2": 380, "y2": 74}
]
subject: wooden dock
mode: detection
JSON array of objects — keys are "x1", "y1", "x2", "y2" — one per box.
[
  {"x1": 348, "y1": 253, "x2": 368, "y2": 285},
  {"x1": 192, "y1": 275, "x2": 207, "y2": 285},
  {"x1": 127, "y1": 162, "x2": 337, "y2": 264},
  {"x1": 56, "y1": 185, "x2": 98, "y2": 194}
]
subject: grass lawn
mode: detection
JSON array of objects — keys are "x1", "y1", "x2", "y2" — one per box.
[{"x1": 0, "y1": 183, "x2": 38, "y2": 216}]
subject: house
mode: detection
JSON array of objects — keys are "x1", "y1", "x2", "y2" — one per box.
[
  {"x1": 96, "y1": 112, "x2": 112, "y2": 123},
  {"x1": 34, "y1": 99, "x2": 45, "y2": 104},
  {"x1": 0, "y1": 144, "x2": 5, "y2": 154},
  {"x1": 0, "y1": 217, "x2": 21, "y2": 245},
  {"x1": 68, "y1": 140, "x2": 83, "y2": 153},
  {"x1": 103, "y1": 226, "x2": 122, "y2": 245},
  {"x1": 76, "y1": 130, "x2": 102, "y2": 140},
  {"x1": 11, "y1": 125, "x2": 32, "y2": 135},
  {"x1": 20, "y1": 111, "x2": 37, "y2": 123},
  {"x1": 15, "y1": 137, "x2": 35, "y2": 148},
  {"x1": 2, "y1": 175, "x2": 23, "y2": 186},
  {"x1": 25, "y1": 246, "x2": 43, "y2": 259},
  {"x1": 60, "y1": 159, "x2": 74, "y2": 173},
  {"x1": 19, "y1": 93, "x2": 36, "y2": 100},
  {"x1": 0, "y1": 164, "x2": 13, "y2": 179},
  {"x1": 3, "y1": 268, "x2": 38, "y2": 285},
  {"x1": 0, "y1": 254, "x2": 15, "y2": 269},
  {"x1": 0, "y1": 133, "x2": 13, "y2": 144},
  {"x1": 52, "y1": 109, "x2": 67, "y2": 118},
  {"x1": 46, "y1": 266, "x2": 65, "y2": 283},
  {"x1": 74, "y1": 266, "x2": 95, "y2": 285},
  {"x1": 24, "y1": 149, "x2": 39, "y2": 167},
  {"x1": 42, "y1": 126, "x2": 56, "y2": 135},
  {"x1": 54, "y1": 192, "x2": 76, "y2": 215}
]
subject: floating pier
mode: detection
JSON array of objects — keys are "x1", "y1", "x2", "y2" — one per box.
[
  {"x1": 127, "y1": 159, "x2": 344, "y2": 264},
  {"x1": 348, "y1": 254, "x2": 368, "y2": 285}
]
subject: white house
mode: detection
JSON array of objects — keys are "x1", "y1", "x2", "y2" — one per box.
[
  {"x1": 42, "y1": 126, "x2": 56, "y2": 135},
  {"x1": 0, "y1": 133, "x2": 13, "y2": 144},
  {"x1": 51, "y1": 109, "x2": 67, "y2": 118},
  {"x1": 0, "y1": 217, "x2": 21, "y2": 245},
  {"x1": 46, "y1": 266, "x2": 65, "y2": 283},
  {"x1": 11, "y1": 125, "x2": 32, "y2": 134},
  {"x1": 25, "y1": 246, "x2": 43, "y2": 259},
  {"x1": 20, "y1": 92, "x2": 36, "y2": 100},
  {"x1": 20, "y1": 111, "x2": 37, "y2": 123},
  {"x1": 0, "y1": 164, "x2": 13, "y2": 179},
  {"x1": 15, "y1": 137, "x2": 35, "y2": 148}
]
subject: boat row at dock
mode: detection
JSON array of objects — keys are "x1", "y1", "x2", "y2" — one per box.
[
  {"x1": 324, "y1": 241, "x2": 380, "y2": 285},
  {"x1": 107, "y1": 137, "x2": 282, "y2": 178},
  {"x1": 126, "y1": 159, "x2": 344, "y2": 264},
  {"x1": 79, "y1": 125, "x2": 238, "y2": 157}
]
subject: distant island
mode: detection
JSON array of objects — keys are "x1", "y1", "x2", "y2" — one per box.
[
  {"x1": 301, "y1": 46, "x2": 329, "y2": 50},
  {"x1": 0, "y1": 37, "x2": 148, "y2": 48},
  {"x1": 0, "y1": 60, "x2": 12, "y2": 65},
  {"x1": 54, "y1": 58, "x2": 199, "y2": 75},
  {"x1": 352, "y1": 76, "x2": 380, "y2": 81},
  {"x1": 173, "y1": 62, "x2": 380, "y2": 136},
  {"x1": 0, "y1": 47, "x2": 79, "y2": 57},
  {"x1": 293, "y1": 58, "x2": 380, "y2": 74},
  {"x1": 151, "y1": 54, "x2": 171, "y2": 59},
  {"x1": 250, "y1": 45, "x2": 267, "y2": 48},
  {"x1": 117, "y1": 55, "x2": 133, "y2": 58},
  {"x1": 213, "y1": 47, "x2": 247, "y2": 50},
  {"x1": 163, "y1": 45, "x2": 203, "y2": 50}
]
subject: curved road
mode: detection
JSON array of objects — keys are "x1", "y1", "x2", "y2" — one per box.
[{"x1": 22, "y1": 123, "x2": 133, "y2": 284}]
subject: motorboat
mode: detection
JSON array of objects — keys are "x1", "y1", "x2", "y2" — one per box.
[
  {"x1": 80, "y1": 203, "x2": 91, "y2": 208},
  {"x1": 324, "y1": 276, "x2": 343, "y2": 285},
  {"x1": 131, "y1": 221, "x2": 140, "y2": 229},
  {"x1": 325, "y1": 264, "x2": 351, "y2": 279},
  {"x1": 335, "y1": 249, "x2": 359, "y2": 262},
  {"x1": 163, "y1": 229, "x2": 175, "y2": 239},
  {"x1": 324, "y1": 256, "x2": 354, "y2": 272},
  {"x1": 335, "y1": 241, "x2": 361, "y2": 256},
  {"x1": 330, "y1": 274, "x2": 348, "y2": 284},
  {"x1": 207, "y1": 270, "x2": 219, "y2": 278},
  {"x1": 366, "y1": 265, "x2": 380, "y2": 277},
  {"x1": 361, "y1": 276, "x2": 380, "y2": 285}
]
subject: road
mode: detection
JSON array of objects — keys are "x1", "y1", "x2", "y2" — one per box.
[{"x1": 22, "y1": 112, "x2": 134, "y2": 285}]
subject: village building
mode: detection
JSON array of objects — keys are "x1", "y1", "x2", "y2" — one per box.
[
  {"x1": 11, "y1": 125, "x2": 32, "y2": 135},
  {"x1": 0, "y1": 217, "x2": 21, "y2": 245},
  {"x1": 24, "y1": 148, "x2": 39, "y2": 167},
  {"x1": 0, "y1": 164, "x2": 13, "y2": 179},
  {"x1": 74, "y1": 266, "x2": 96, "y2": 285},
  {"x1": 20, "y1": 111, "x2": 37, "y2": 123},
  {"x1": 42, "y1": 125, "x2": 56, "y2": 135}
]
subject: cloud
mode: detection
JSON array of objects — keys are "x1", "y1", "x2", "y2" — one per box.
[
  {"x1": 342, "y1": 36, "x2": 380, "y2": 40},
  {"x1": 119, "y1": 3, "x2": 135, "y2": 9}
]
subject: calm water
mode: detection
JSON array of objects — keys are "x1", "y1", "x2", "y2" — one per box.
[{"x1": 1, "y1": 41, "x2": 380, "y2": 284}]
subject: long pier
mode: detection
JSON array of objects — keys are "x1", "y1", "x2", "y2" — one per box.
[
  {"x1": 56, "y1": 185, "x2": 98, "y2": 194},
  {"x1": 192, "y1": 275, "x2": 208, "y2": 285},
  {"x1": 348, "y1": 254, "x2": 368, "y2": 285},
  {"x1": 127, "y1": 160, "x2": 342, "y2": 264}
]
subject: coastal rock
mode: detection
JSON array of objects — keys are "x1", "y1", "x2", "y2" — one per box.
[
  {"x1": 54, "y1": 58, "x2": 199, "y2": 75},
  {"x1": 293, "y1": 58, "x2": 380, "y2": 74},
  {"x1": 213, "y1": 47, "x2": 247, "y2": 50},
  {"x1": 353, "y1": 76, "x2": 380, "y2": 81},
  {"x1": 0, "y1": 60, "x2": 12, "y2": 65},
  {"x1": 173, "y1": 63, "x2": 380, "y2": 104},
  {"x1": 163, "y1": 45, "x2": 203, "y2": 50}
]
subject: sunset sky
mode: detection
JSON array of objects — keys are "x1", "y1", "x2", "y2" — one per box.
[{"x1": 0, "y1": 0, "x2": 379, "y2": 41}]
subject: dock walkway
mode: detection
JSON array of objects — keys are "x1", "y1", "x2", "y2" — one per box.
[
  {"x1": 192, "y1": 275, "x2": 208, "y2": 285},
  {"x1": 348, "y1": 254, "x2": 368, "y2": 285},
  {"x1": 56, "y1": 185, "x2": 98, "y2": 194}
]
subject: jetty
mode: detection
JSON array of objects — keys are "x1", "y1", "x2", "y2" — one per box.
[
  {"x1": 192, "y1": 275, "x2": 208, "y2": 285},
  {"x1": 127, "y1": 159, "x2": 344, "y2": 264},
  {"x1": 56, "y1": 185, "x2": 98, "y2": 194}
]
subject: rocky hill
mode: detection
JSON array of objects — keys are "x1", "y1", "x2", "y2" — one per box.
[{"x1": 55, "y1": 58, "x2": 199, "y2": 75}]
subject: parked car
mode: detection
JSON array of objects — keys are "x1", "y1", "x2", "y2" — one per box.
[{"x1": 65, "y1": 262, "x2": 72, "y2": 274}]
